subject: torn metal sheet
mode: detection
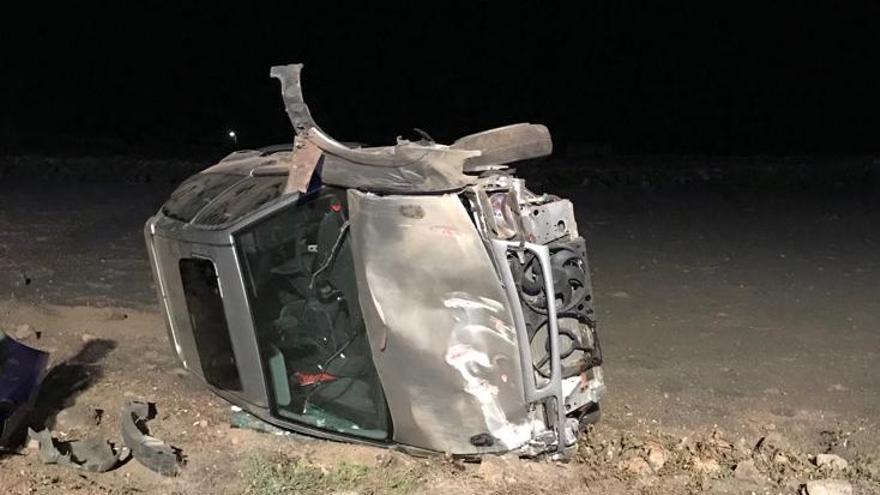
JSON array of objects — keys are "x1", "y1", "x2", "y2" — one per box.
[
  {"x1": 144, "y1": 62, "x2": 604, "y2": 459},
  {"x1": 283, "y1": 135, "x2": 323, "y2": 194},
  {"x1": 270, "y1": 64, "x2": 319, "y2": 135},
  {"x1": 0, "y1": 330, "x2": 49, "y2": 447},
  {"x1": 120, "y1": 400, "x2": 184, "y2": 476},
  {"x1": 28, "y1": 428, "x2": 128, "y2": 472}
]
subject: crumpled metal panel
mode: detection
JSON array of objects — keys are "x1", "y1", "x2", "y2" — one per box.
[
  {"x1": 309, "y1": 125, "x2": 479, "y2": 194},
  {"x1": 347, "y1": 190, "x2": 535, "y2": 454},
  {"x1": 320, "y1": 153, "x2": 472, "y2": 194},
  {"x1": 270, "y1": 63, "x2": 481, "y2": 194}
]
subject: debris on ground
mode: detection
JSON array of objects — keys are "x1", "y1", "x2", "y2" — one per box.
[
  {"x1": 27, "y1": 427, "x2": 128, "y2": 472},
  {"x1": 120, "y1": 399, "x2": 185, "y2": 476}
]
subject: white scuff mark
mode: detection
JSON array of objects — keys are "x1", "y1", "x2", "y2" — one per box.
[
  {"x1": 480, "y1": 296, "x2": 504, "y2": 311},
  {"x1": 443, "y1": 296, "x2": 504, "y2": 313},
  {"x1": 370, "y1": 290, "x2": 386, "y2": 325},
  {"x1": 369, "y1": 289, "x2": 390, "y2": 351},
  {"x1": 365, "y1": 265, "x2": 389, "y2": 325},
  {"x1": 445, "y1": 344, "x2": 533, "y2": 449},
  {"x1": 366, "y1": 265, "x2": 399, "y2": 351}
]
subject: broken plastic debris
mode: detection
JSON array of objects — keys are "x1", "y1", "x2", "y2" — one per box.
[
  {"x1": 28, "y1": 427, "x2": 128, "y2": 472},
  {"x1": 120, "y1": 399, "x2": 185, "y2": 476}
]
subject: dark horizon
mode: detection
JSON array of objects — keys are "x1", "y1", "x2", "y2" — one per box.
[{"x1": 3, "y1": 2, "x2": 880, "y2": 157}]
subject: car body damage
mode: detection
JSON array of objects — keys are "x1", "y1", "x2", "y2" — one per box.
[
  {"x1": 144, "y1": 63, "x2": 604, "y2": 458},
  {"x1": 347, "y1": 191, "x2": 531, "y2": 454}
]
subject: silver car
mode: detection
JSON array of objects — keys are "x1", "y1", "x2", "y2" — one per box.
[{"x1": 144, "y1": 64, "x2": 604, "y2": 458}]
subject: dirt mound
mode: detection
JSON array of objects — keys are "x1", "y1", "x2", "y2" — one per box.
[{"x1": 576, "y1": 425, "x2": 879, "y2": 494}]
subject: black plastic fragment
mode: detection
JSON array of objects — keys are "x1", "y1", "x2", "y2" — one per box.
[
  {"x1": 28, "y1": 427, "x2": 128, "y2": 472},
  {"x1": 120, "y1": 399, "x2": 184, "y2": 476}
]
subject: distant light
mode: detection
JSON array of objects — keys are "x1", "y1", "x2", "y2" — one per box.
[{"x1": 227, "y1": 130, "x2": 237, "y2": 139}]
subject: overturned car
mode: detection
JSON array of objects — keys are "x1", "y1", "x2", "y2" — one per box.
[{"x1": 144, "y1": 64, "x2": 604, "y2": 458}]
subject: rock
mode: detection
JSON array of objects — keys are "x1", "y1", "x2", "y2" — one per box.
[
  {"x1": 645, "y1": 443, "x2": 668, "y2": 471},
  {"x1": 804, "y1": 479, "x2": 852, "y2": 495},
  {"x1": 814, "y1": 453, "x2": 849, "y2": 472},
  {"x1": 619, "y1": 456, "x2": 652, "y2": 476},
  {"x1": 691, "y1": 457, "x2": 721, "y2": 475},
  {"x1": 733, "y1": 459, "x2": 766, "y2": 484},
  {"x1": 81, "y1": 333, "x2": 96, "y2": 342}
]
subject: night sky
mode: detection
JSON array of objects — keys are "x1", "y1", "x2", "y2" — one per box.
[{"x1": 3, "y1": 2, "x2": 879, "y2": 156}]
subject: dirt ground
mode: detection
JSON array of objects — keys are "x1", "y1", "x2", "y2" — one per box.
[{"x1": 0, "y1": 165, "x2": 878, "y2": 494}]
